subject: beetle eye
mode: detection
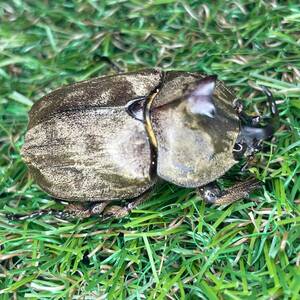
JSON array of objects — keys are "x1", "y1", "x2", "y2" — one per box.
[{"x1": 187, "y1": 75, "x2": 217, "y2": 118}]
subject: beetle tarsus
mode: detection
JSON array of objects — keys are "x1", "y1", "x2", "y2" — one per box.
[
  {"x1": 6, "y1": 209, "x2": 80, "y2": 220},
  {"x1": 7, "y1": 209, "x2": 55, "y2": 221},
  {"x1": 7, "y1": 202, "x2": 109, "y2": 221}
]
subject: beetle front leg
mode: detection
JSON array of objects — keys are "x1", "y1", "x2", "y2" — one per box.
[{"x1": 198, "y1": 178, "x2": 261, "y2": 205}]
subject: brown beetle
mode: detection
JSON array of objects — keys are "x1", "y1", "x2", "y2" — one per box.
[{"x1": 14, "y1": 69, "x2": 278, "y2": 220}]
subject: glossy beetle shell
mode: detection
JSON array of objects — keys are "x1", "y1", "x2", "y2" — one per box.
[{"x1": 22, "y1": 69, "x2": 239, "y2": 202}]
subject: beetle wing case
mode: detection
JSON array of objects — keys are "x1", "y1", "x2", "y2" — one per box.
[
  {"x1": 22, "y1": 69, "x2": 163, "y2": 201},
  {"x1": 150, "y1": 71, "x2": 240, "y2": 188},
  {"x1": 28, "y1": 69, "x2": 162, "y2": 129}
]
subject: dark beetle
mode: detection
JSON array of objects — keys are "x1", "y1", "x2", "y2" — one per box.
[{"x1": 17, "y1": 69, "x2": 278, "y2": 220}]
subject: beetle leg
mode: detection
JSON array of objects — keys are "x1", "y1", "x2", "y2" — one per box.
[
  {"x1": 101, "y1": 205, "x2": 130, "y2": 219},
  {"x1": 93, "y1": 55, "x2": 125, "y2": 73},
  {"x1": 198, "y1": 178, "x2": 261, "y2": 205},
  {"x1": 7, "y1": 202, "x2": 108, "y2": 221},
  {"x1": 234, "y1": 100, "x2": 261, "y2": 126},
  {"x1": 102, "y1": 190, "x2": 152, "y2": 220}
]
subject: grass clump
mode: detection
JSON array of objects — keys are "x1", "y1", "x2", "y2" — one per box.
[{"x1": 0, "y1": 1, "x2": 299, "y2": 299}]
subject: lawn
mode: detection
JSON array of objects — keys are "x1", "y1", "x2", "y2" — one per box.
[{"x1": 0, "y1": 1, "x2": 299, "y2": 299}]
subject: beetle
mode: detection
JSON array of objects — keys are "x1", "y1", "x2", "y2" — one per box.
[{"x1": 13, "y1": 69, "x2": 278, "y2": 220}]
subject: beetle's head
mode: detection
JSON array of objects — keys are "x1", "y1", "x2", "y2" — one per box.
[
  {"x1": 168, "y1": 76, "x2": 279, "y2": 162},
  {"x1": 182, "y1": 78, "x2": 279, "y2": 161},
  {"x1": 232, "y1": 87, "x2": 279, "y2": 160}
]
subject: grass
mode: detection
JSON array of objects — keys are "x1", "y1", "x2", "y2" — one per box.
[{"x1": 0, "y1": 0, "x2": 299, "y2": 299}]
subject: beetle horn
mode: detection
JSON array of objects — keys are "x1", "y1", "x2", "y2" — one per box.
[{"x1": 186, "y1": 75, "x2": 218, "y2": 118}]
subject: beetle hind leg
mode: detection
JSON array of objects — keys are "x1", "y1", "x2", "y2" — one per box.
[
  {"x1": 93, "y1": 55, "x2": 125, "y2": 73},
  {"x1": 198, "y1": 178, "x2": 261, "y2": 205},
  {"x1": 8, "y1": 189, "x2": 153, "y2": 221},
  {"x1": 101, "y1": 190, "x2": 152, "y2": 220},
  {"x1": 7, "y1": 202, "x2": 108, "y2": 221}
]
